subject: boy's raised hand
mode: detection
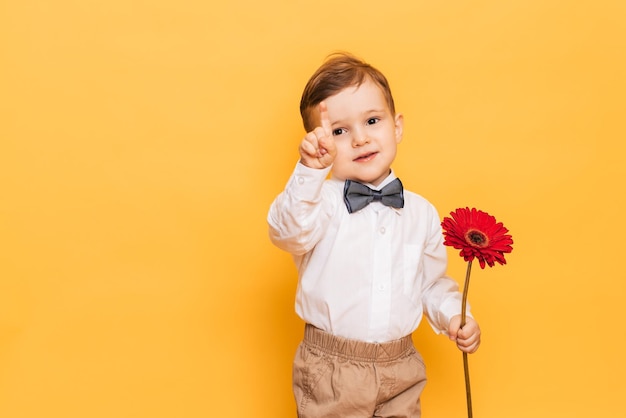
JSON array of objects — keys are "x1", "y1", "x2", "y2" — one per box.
[{"x1": 299, "y1": 102, "x2": 337, "y2": 169}]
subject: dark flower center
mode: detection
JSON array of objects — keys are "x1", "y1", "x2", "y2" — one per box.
[{"x1": 465, "y1": 229, "x2": 489, "y2": 248}]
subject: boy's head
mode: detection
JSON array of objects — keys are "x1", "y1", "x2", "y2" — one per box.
[
  {"x1": 300, "y1": 53, "x2": 396, "y2": 132},
  {"x1": 299, "y1": 53, "x2": 404, "y2": 186}
]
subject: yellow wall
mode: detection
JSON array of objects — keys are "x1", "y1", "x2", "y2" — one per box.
[{"x1": 1, "y1": 1, "x2": 625, "y2": 417}]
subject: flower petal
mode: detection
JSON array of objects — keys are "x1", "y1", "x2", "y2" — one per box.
[{"x1": 441, "y1": 207, "x2": 513, "y2": 269}]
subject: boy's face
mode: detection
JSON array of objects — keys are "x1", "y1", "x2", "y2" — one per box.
[{"x1": 308, "y1": 78, "x2": 403, "y2": 186}]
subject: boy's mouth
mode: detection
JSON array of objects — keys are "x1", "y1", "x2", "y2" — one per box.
[{"x1": 354, "y1": 152, "x2": 378, "y2": 162}]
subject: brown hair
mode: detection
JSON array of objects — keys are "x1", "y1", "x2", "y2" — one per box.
[{"x1": 299, "y1": 53, "x2": 396, "y2": 131}]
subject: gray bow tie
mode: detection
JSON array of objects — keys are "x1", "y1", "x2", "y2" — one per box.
[{"x1": 343, "y1": 178, "x2": 404, "y2": 214}]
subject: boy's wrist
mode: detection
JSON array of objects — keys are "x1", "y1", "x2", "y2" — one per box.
[
  {"x1": 288, "y1": 162, "x2": 332, "y2": 200},
  {"x1": 296, "y1": 160, "x2": 332, "y2": 175}
]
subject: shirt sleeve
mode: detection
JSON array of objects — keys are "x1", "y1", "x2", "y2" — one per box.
[
  {"x1": 420, "y1": 206, "x2": 472, "y2": 335},
  {"x1": 267, "y1": 163, "x2": 334, "y2": 256}
]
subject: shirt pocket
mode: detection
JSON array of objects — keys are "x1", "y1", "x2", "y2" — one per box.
[{"x1": 403, "y1": 243, "x2": 424, "y2": 302}]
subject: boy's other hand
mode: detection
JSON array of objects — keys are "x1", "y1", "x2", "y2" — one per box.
[
  {"x1": 448, "y1": 315, "x2": 481, "y2": 354},
  {"x1": 299, "y1": 102, "x2": 337, "y2": 169}
]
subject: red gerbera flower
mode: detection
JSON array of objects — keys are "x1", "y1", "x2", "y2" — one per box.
[
  {"x1": 441, "y1": 207, "x2": 514, "y2": 269},
  {"x1": 441, "y1": 207, "x2": 513, "y2": 418}
]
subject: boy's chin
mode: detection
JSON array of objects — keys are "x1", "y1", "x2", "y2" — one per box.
[
  {"x1": 347, "y1": 177, "x2": 383, "y2": 186},
  {"x1": 353, "y1": 172, "x2": 392, "y2": 186},
  {"x1": 333, "y1": 169, "x2": 392, "y2": 186}
]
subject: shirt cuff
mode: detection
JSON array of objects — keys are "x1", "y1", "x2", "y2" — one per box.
[
  {"x1": 288, "y1": 162, "x2": 332, "y2": 201},
  {"x1": 432, "y1": 298, "x2": 472, "y2": 336}
]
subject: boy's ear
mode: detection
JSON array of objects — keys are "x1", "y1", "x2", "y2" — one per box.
[{"x1": 394, "y1": 113, "x2": 404, "y2": 144}]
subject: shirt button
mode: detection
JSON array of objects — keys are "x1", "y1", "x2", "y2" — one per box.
[
  {"x1": 377, "y1": 284, "x2": 386, "y2": 291},
  {"x1": 379, "y1": 227, "x2": 386, "y2": 234},
  {"x1": 297, "y1": 177, "x2": 304, "y2": 185}
]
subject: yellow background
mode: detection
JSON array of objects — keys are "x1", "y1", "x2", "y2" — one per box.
[{"x1": 1, "y1": 0, "x2": 625, "y2": 417}]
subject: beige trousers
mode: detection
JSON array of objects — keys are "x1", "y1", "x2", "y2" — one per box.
[{"x1": 293, "y1": 324, "x2": 427, "y2": 418}]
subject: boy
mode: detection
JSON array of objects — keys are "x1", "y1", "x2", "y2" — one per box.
[{"x1": 267, "y1": 53, "x2": 481, "y2": 417}]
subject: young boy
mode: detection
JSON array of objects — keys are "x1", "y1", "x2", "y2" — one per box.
[{"x1": 267, "y1": 53, "x2": 481, "y2": 417}]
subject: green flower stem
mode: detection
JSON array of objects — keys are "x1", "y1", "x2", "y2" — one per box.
[
  {"x1": 460, "y1": 259, "x2": 472, "y2": 327},
  {"x1": 461, "y1": 260, "x2": 473, "y2": 418}
]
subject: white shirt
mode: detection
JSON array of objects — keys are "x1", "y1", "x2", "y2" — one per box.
[{"x1": 268, "y1": 163, "x2": 467, "y2": 342}]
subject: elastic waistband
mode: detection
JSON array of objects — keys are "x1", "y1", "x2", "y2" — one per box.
[{"x1": 303, "y1": 324, "x2": 414, "y2": 362}]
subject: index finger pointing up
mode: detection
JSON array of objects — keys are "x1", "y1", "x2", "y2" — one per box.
[{"x1": 319, "y1": 102, "x2": 331, "y2": 136}]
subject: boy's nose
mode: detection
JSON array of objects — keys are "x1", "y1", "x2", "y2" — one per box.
[{"x1": 352, "y1": 130, "x2": 369, "y2": 147}]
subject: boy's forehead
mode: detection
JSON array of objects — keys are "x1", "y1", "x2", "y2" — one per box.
[
  {"x1": 328, "y1": 79, "x2": 379, "y2": 102},
  {"x1": 325, "y1": 82, "x2": 390, "y2": 114}
]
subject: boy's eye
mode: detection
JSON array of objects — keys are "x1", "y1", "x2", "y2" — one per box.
[
  {"x1": 366, "y1": 118, "x2": 379, "y2": 125},
  {"x1": 332, "y1": 128, "x2": 346, "y2": 136}
]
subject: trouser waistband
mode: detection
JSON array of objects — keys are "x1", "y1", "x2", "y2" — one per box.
[{"x1": 303, "y1": 324, "x2": 414, "y2": 362}]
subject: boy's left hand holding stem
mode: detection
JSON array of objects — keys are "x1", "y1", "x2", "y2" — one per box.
[{"x1": 448, "y1": 316, "x2": 481, "y2": 354}]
